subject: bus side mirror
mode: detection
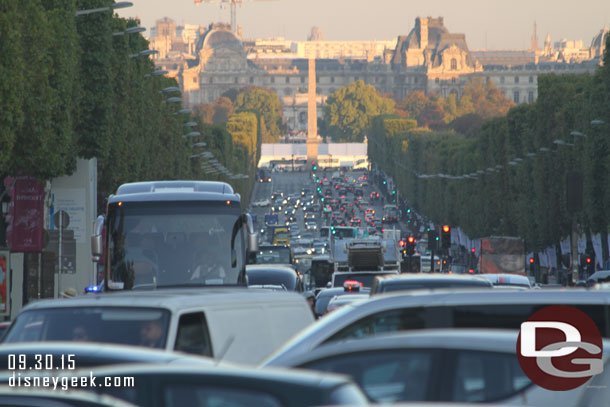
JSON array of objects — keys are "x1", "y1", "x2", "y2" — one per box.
[
  {"x1": 245, "y1": 213, "x2": 258, "y2": 252},
  {"x1": 91, "y1": 235, "x2": 102, "y2": 261},
  {"x1": 91, "y1": 215, "x2": 104, "y2": 261}
]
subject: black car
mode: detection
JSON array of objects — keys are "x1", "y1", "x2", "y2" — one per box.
[
  {"x1": 84, "y1": 364, "x2": 368, "y2": 407},
  {"x1": 246, "y1": 264, "x2": 303, "y2": 292}
]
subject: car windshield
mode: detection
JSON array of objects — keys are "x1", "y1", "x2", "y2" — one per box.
[
  {"x1": 255, "y1": 247, "x2": 292, "y2": 264},
  {"x1": 247, "y1": 270, "x2": 297, "y2": 291},
  {"x1": 3, "y1": 307, "x2": 170, "y2": 349}
]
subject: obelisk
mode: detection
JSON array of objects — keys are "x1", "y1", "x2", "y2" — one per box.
[{"x1": 307, "y1": 57, "x2": 318, "y2": 168}]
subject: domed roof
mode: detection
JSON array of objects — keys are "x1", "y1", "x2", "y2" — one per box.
[
  {"x1": 591, "y1": 25, "x2": 608, "y2": 48},
  {"x1": 201, "y1": 24, "x2": 243, "y2": 50}
]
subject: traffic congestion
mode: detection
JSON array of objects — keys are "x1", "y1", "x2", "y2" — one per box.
[{"x1": 0, "y1": 166, "x2": 607, "y2": 406}]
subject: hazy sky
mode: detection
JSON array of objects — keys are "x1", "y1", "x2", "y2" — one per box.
[{"x1": 117, "y1": 0, "x2": 609, "y2": 50}]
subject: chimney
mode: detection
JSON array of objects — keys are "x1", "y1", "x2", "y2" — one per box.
[{"x1": 420, "y1": 17, "x2": 428, "y2": 49}]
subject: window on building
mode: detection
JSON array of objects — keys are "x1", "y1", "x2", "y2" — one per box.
[
  {"x1": 271, "y1": 77, "x2": 275, "y2": 84},
  {"x1": 529, "y1": 76, "x2": 534, "y2": 83},
  {"x1": 209, "y1": 77, "x2": 213, "y2": 84},
  {"x1": 284, "y1": 88, "x2": 292, "y2": 95},
  {"x1": 500, "y1": 76, "x2": 505, "y2": 84},
  {"x1": 451, "y1": 78, "x2": 456, "y2": 84},
  {"x1": 513, "y1": 91, "x2": 520, "y2": 104},
  {"x1": 414, "y1": 77, "x2": 418, "y2": 84},
  {"x1": 435, "y1": 78, "x2": 440, "y2": 84},
  {"x1": 331, "y1": 76, "x2": 335, "y2": 83},
  {"x1": 301, "y1": 76, "x2": 305, "y2": 84},
  {"x1": 193, "y1": 77, "x2": 197, "y2": 83},
  {"x1": 354, "y1": 76, "x2": 359, "y2": 81},
  {"x1": 514, "y1": 76, "x2": 519, "y2": 84},
  {"x1": 451, "y1": 58, "x2": 457, "y2": 70},
  {"x1": 528, "y1": 91, "x2": 534, "y2": 103},
  {"x1": 234, "y1": 77, "x2": 238, "y2": 84},
  {"x1": 285, "y1": 77, "x2": 289, "y2": 84}
]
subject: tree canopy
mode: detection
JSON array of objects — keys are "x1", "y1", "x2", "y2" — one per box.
[{"x1": 324, "y1": 80, "x2": 395, "y2": 142}]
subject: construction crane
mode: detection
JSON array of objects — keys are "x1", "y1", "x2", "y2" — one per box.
[{"x1": 194, "y1": 0, "x2": 277, "y2": 35}]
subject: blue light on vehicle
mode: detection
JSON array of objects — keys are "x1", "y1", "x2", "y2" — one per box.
[{"x1": 85, "y1": 285, "x2": 101, "y2": 293}]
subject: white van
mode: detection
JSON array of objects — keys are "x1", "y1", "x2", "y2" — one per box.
[{"x1": 2, "y1": 288, "x2": 314, "y2": 365}]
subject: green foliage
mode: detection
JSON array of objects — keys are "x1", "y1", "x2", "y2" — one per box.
[
  {"x1": 234, "y1": 87, "x2": 284, "y2": 143},
  {"x1": 324, "y1": 80, "x2": 395, "y2": 142},
  {"x1": 0, "y1": 0, "x2": 24, "y2": 173},
  {"x1": 369, "y1": 60, "x2": 610, "y2": 254}
]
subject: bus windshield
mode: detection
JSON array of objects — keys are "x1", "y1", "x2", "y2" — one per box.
[{"x1": 106, "y1": 201, "x2": 244, "y2": 289}]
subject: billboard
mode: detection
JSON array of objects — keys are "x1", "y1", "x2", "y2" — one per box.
[
  {"x1": 5, "y1": 176, "x2": 45, "y2": 253},
  {"x1": 479, "y1": 236, "x2": 526, "y2": 275}
]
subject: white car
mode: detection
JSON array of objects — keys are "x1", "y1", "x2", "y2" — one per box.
[
  {"x1": 253, "y1": 199, "x2": 271, "y2": 207},
  {"x1": 266, "y1": 329, "x2": 610, "y2": 406}
]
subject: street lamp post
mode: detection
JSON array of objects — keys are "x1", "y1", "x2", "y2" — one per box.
[{"x1": 75, "y1": 1, "x2": 133, "y2": 16}]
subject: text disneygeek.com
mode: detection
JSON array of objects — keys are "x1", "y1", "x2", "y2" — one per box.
[{"x1": 9, "y1": 372, "x2": 135, "y2": 391}]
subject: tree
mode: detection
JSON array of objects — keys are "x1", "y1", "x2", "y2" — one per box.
[
  {"x1": 0, "y1": 0, "x2": 24, "y2": 173},
  {"x1": 195, "y1": 103, "x2": 214, "y2": 124},
  {"x1": 234, "y1": 87, "x2": 284, "y2": 142},
  {"x1": 460, "y1": 77, "x2": 514, "y2": 119},
  {"x1": 324, "y1": 80, "x2": 395, "y2": 142},
  {"x1": 212, "y1": 96, "x2": 234, "y2": 124}
]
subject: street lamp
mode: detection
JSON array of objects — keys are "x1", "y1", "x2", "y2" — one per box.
[
  {"x1": 160, "y1": 87, "x2": 180, "y2": 93},
  {"x1": 193, "y1": 142, "x2": 208, "y2": 148},
  {"x1": 146, "y1": 69, "x2": 168, "y2": 77},
  {"x1": 184, "y1": 121, "x2": 197, "y2": 127},
  {"x1": 591, "y1": 119, "x2": 605, "y2": 126},
  {"x1": 130, "y1": 49, "x2": 159, "y2": 58},
  {"x1": 183, "y1": 131, "x2": 201, "y2": 138},
  {"x1": 174, "y1": 108, "x2": 192, "y2": 115},
  {"x1": 165, "y1": 97, "x2": 182, "y2": 103},
  {"x1": 75, "y1": 1, "x2": 133, "y2": 16},
  {"x1": 113, "y1": 26, "x2": 145, "y2": 36}
]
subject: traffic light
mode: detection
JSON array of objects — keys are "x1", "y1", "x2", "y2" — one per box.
[
  {"x1": 441, "y1": 225, "x2": 451, "y2": 249},
  {"x1": 312, "y1": 161, "x2": 317, "y2": 171},
  {"x1": 406, "y1": 236, "x2": 416, "y2": 256}
]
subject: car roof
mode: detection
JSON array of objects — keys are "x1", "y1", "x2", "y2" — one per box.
[
  {"x1": 20, "y1": 288, "x2": 304, "y2": 312},
  {"x1": 264, "y1": 288, "x2": 610, "y2": 363},
  {"x1": 0, "y1": 386, "x2": 138, "y2": 407},
  {"x1": 88, "y1": 363, "x2": 354, "y2": 389},
  {"x1": 0, "y1": 342, "x2": 214, "y2": 366},
  {"x1": 272, "y1": 329, "x2": 610, "y2": 367},
  {"x1": 375, "y1": 273, "x2": 491, "y2": 284},
  {"x1": 246, "y1": 265, "x2": 298, "y2": 274},
  {"x1": 272, "y1": 329, "x2": 522, "y2": 366}
]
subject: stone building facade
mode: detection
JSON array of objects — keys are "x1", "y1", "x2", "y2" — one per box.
[{"x1": 149, "y1": 17, "x2": 607, "y2": 131}]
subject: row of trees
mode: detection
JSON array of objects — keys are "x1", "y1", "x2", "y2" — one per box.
[
  {"x1": 322, "y1": 77, "x2": 514, "y2": 142},
  {"x1": 0, "y1": 0, "x2": 267, "y2": 206},
  {"x1": 0, "y1": 0, "x2": 201, "y2": 204},
  {"x1": 190, "y1": 86, "x2": 284, "y2": 201},
  {"x1": 369, "y1": 39, "x2": 610, "y2": 254}
]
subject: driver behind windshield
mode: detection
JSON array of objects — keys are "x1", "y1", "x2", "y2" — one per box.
[{"x1": 190, "y1": 232, "x2": 228, "y2": 284}]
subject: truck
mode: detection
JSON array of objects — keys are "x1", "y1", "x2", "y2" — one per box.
[
  {"x1": 330, "y1": 238, "x2": 401, "y2": 274},
  {"x1": 90, "y1": 180, "x2": 258, "y2": 291},
  {"x1": 382, "y1": 204, "x2": 400, "y2": 224},
  {"x1": 478, "y1": 236, "x2": 526, "y2": 275}
]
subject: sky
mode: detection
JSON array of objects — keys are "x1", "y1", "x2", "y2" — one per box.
[{"x1": 117, "y1": 0, "x2": 610, "y2": 50}]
